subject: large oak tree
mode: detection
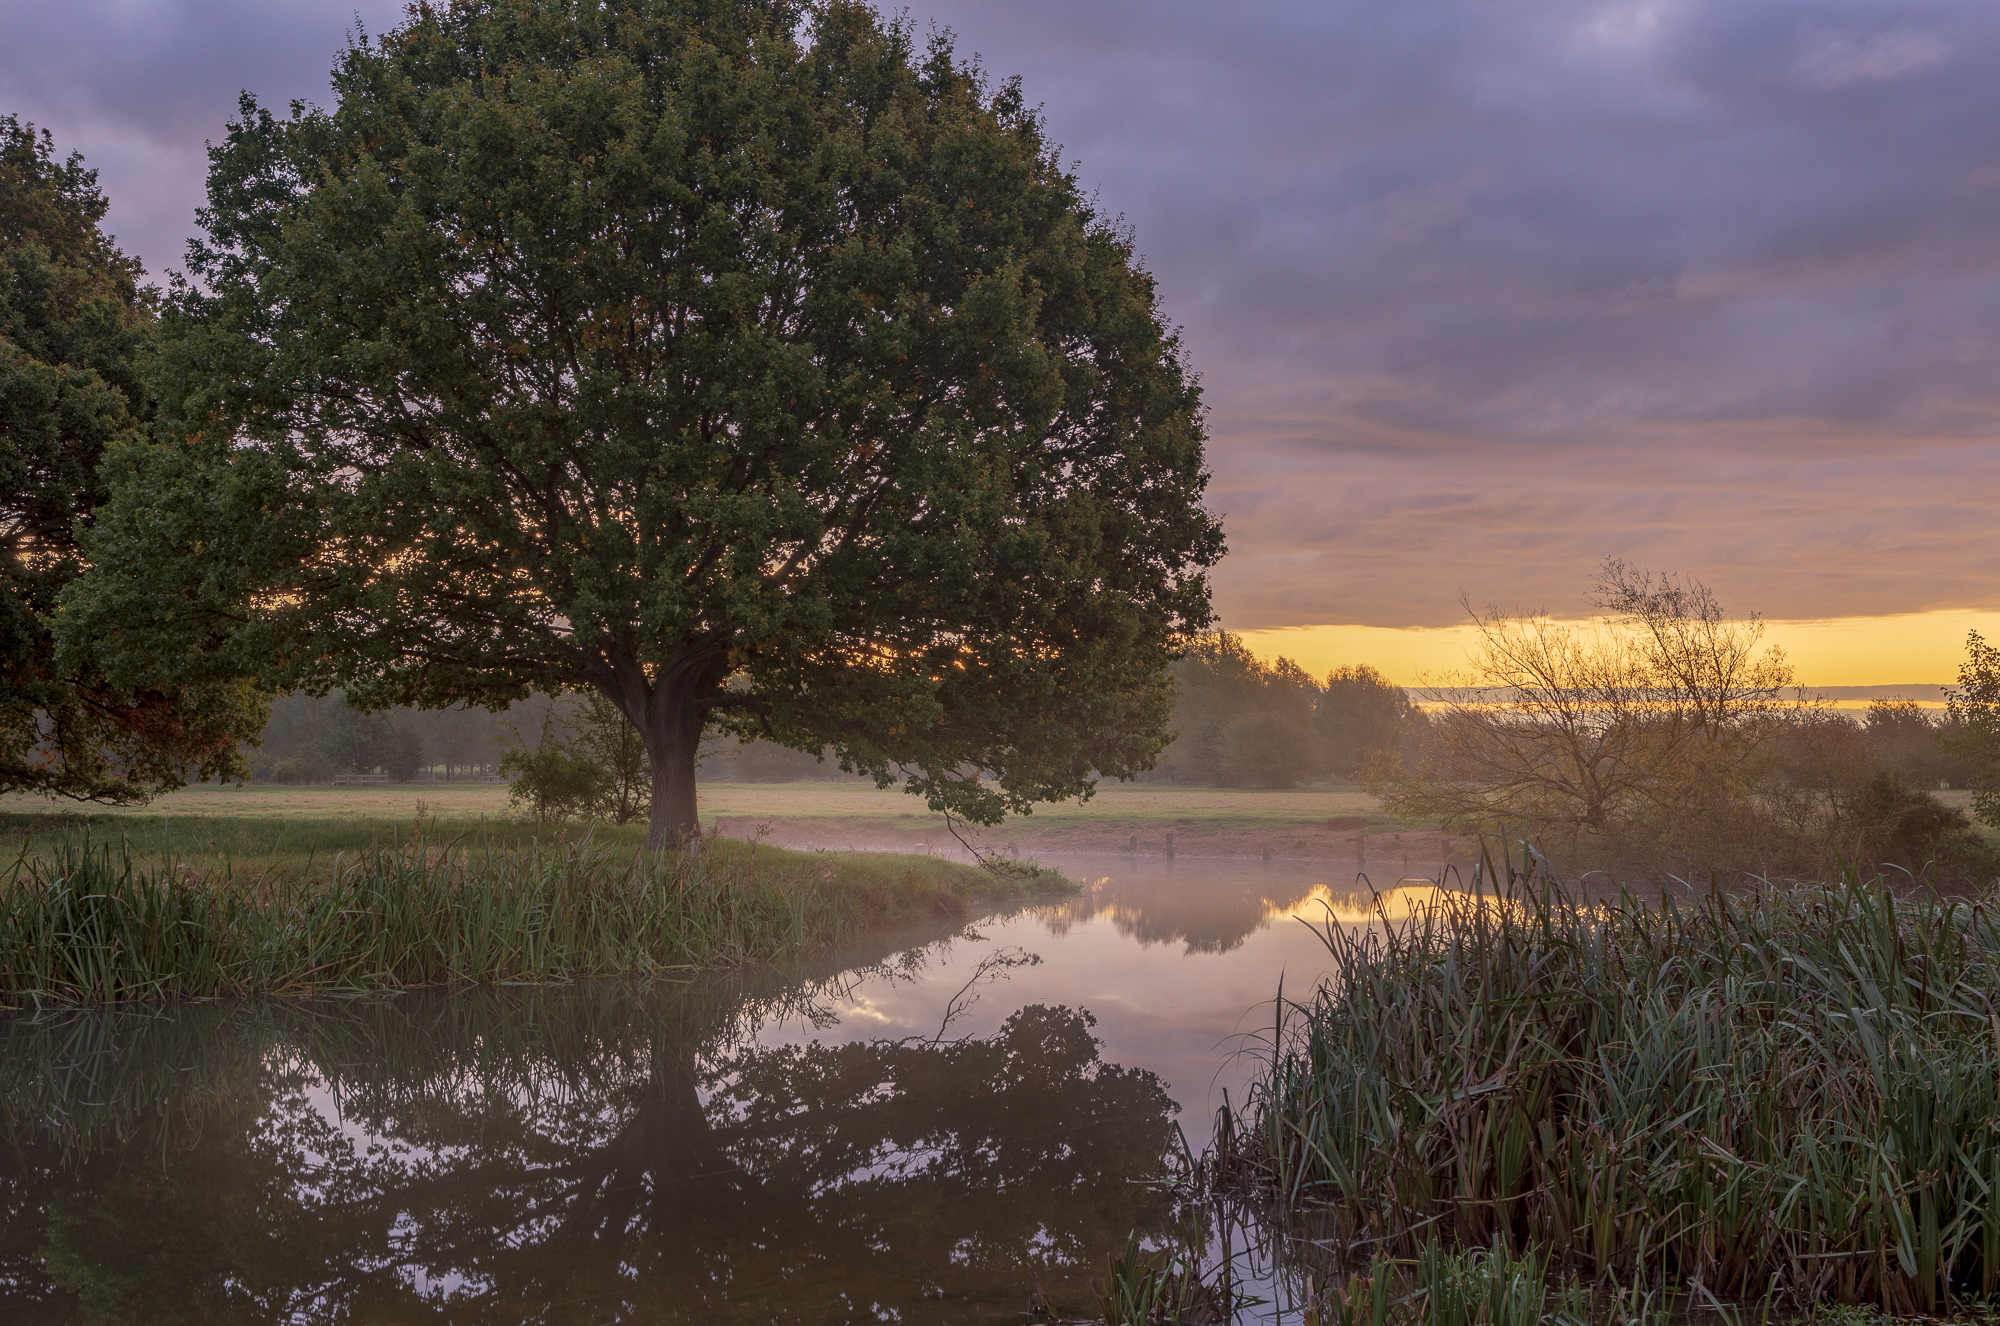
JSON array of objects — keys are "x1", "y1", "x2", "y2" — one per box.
[
  {"x1": 65, "y1": 0, "x2": 1223, "y2": 845},
  {"x1": 1, "y1": 116, "x2": 262, "y2": 801}
]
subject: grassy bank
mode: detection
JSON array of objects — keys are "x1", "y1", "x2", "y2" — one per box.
[
  {"x1": 0, "y1": 830, "x2": 1062, "y2": 1006},
  {"x1": 0, "y1": 779, "x2": 1391, "y2": 826},
  {"x1": 2, "y1": 802, "x2": 652, "y2": 882},
  {"x1": 1241, "y1": 863, "x2": 2000, "y2": 1315}
]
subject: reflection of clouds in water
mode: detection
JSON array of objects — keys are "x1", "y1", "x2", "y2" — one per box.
[
  {"x1": 818, "y1": 992, "x2": 901, "y2": 1028},
  {"x1": 3, "y1": 866, "x2": 1426, "y2": 1320},
  {"x1": 1034, "y1": 864, "x2": 1471, "y2": 953},
  {"x1": 1, "y1": 984, "x2": 1180, "y2": 1320},
  {"x1": 1276, "y1": 882, "x2": 1468, "y2": 925}
]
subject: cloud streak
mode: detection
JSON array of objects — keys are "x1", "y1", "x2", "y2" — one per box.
[{"x1": 894, "y1": 0, "x2": 2000, "y2": 628}]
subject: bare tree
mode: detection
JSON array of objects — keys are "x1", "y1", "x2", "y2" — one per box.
[{"x1": 1372, "y1": 562, "x2": 1801, "y2": 857}]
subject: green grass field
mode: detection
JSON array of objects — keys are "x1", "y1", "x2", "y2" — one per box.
[
  {"x1": 2, "y1": 778, "x2": 1382, "y2": 826},
  {"x1": 0, "y1": 779, "x2": 1396, "y2": 873},
  {"x1": 1, "y1": 783, "x2": 1082, "y2": 1003}
]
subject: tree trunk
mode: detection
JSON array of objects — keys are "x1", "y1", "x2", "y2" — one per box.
[{"x1": 643, "y1": 699, "x2": 704, "y2": 852}]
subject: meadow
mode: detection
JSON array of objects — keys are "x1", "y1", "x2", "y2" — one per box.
[
  {"x1": 0, "y1": 778, "x2": 1429, "y2": 881},
  {"x1": 0, "y1": 780, "x2": 1096, "y2": 1006},
  {"x1": 0, "y1": 829, "x2": 1058, "y2": 1007},
  {"x1": 1, "y1": 777, "x2": 1389, "y2": 828},
  {"x1": 0, "y1": 777, "x2": 1454, "y2": 1011}
]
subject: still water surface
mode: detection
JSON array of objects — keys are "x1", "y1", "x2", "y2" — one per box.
[{"x1": 0, "y1": 857, "x2": 1447, "y2": 1324}]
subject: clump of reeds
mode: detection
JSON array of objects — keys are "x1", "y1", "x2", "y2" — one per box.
[
  {"x1": 0, "y1": 831, "x2": 956, "y2": 1005},
  {"x1": 1079, "y1": 1230, "x2": 1251, "y2": 1325},
  {"x1": 1243, "y1": 861, "x2": 2000, "y2": 1315}
]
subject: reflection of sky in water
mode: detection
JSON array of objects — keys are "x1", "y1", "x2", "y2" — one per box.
[
  {"x1": 1, "y1": 857, "x2": 1476, "y2": 1323},
  {"x1": 757, "y1": 858, "x2": 1462, "y2": 1148}
]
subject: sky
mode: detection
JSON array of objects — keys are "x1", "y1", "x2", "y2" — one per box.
[{"x1": 4, "y1": 0, "x2": 1997, "y2": 685}]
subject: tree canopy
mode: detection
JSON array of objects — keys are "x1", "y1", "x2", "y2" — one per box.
[
  {"x1": 64, "y1": 0, "x2": 1222, "y2": 845},
  {"x1": 0, "y1": 116, "x2": 262, "y2": 801},
  {"x1": 1948, "y1": 629, "x2": 2000, "y2": 830}
]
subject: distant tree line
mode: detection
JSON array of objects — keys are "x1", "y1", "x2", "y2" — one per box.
[
  {"x1": 248, "y1": 695, "x2": 509, "y2": 785},
  {"x1": 1142, "y1": 632, "x2": 1425, "y2": 788},
  {"x1": 1373, "y1": 563, "x2": 2000, "y2": 886},
  {"x1": 244, "y1": 691, "x2": 865, "y2": 797}
]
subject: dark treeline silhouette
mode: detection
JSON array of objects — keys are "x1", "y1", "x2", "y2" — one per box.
[
  {"x1": 1842, "y1": 699, "x2": 1980, "y2": 790},
  {"x1": 1144, "y1": 631, "x2": 1423, "y2": 788},
  {"x1": 248, "y1": 693, "x2": 510, "y2": 784},
  {"x1": 246, "y1": 693, "x2": 865, "y2": 786}
]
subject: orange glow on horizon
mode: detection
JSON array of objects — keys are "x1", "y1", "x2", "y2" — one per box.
[{"x1": 1231, "y1": 608, "x2": 2000, "y2": 692}]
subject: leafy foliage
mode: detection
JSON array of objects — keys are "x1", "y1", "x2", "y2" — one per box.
[
  {"x1": 0, "y1": 116, "x2": 262, "y2": 800},
  {"x1": 499, "y1": 692, "x2": 653, "y2": 823},
  {"x1": 500, "y1": 730, "x2": 613, "y2": 825},
  {"x1": 1319, "y1": 664, "x2": 1421, "y2": 779},
  {"x1": 1764, "y1": 709, "x2": 1997, "y2": 883},
  {"x1": 1948, "y1": 629, "x2": 2000, "y2": 829},
  {"x1": 1249, "y1": 866, "x2": 2000, "y2": 1314},
  {"x1": 63, "y1": 0, "x2": 1221, "y2": 846},
  {"x1": 1845, "y1": 770, "x2": 1996, "y2": 879},
  {"x1": 1861, "y1": 699, "x2": 1975, "y2": 791}
]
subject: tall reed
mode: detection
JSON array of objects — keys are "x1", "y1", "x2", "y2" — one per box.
[
  {"x1": 0, "y1": 832, "x2": 947, "y2": 1004},
  {"x1": 1246, "y1": 865, "x2": 2000, "y2": 1313}
]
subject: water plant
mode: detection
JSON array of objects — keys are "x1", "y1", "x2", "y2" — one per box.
[
  {"x1": 1303, "y1": 1241, "x2": 1595, "y2": 1326},
  {"x1": 1089, "y1": 1230, "x2": 1241, "y2": 1325},
  {"x1": 1409, "y1": 1240, "x2": 1587, "y2": 1326},
  {"x1": 0, "y1": 831, "x2": 1007, "y2": 1005},
  {"x1": 1244, "y1": 861, "x2": 2000, "y2": 1314}
]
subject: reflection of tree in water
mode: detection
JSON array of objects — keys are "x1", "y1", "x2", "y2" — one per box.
[
  {"x1": 1037, "y1": 866, "x2": 1337, "y2": 953},
  {"x1": 0, "y1": 954, "x2": 1179, "y2": 1324},
  {"x1": 1034, "y1": 864, "x2": 1461, "y2": 954}
]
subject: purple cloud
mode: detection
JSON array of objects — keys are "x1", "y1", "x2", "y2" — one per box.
[{"x1": 5, "y1": 0, "x2": 1996, "y2": 628}]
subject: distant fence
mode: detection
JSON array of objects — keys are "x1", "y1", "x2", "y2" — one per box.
[{"x1": 330, "y1": 773, "x2": 390, "y2": 786}]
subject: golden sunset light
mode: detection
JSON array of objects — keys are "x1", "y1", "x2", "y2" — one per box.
[{"x1": 1237, "y1": 608, "x2": 2000, "y2": 692}]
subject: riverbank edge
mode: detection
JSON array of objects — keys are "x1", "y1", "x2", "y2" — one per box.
[
  {"x1": 0, "y1": 828, "x2": 1076, "y2": 1008},
  {"x1": 1226, "y1": 866, "x2": 2000, "y2": 1319}
]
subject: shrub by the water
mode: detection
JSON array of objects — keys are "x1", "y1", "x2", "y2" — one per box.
[
  {"x1": 0, "y1": 833, "x2": 1021, "y2": 1005},
  {"x1": 1245, "y1": 862, "x2": 2000, "y2": 1314}
]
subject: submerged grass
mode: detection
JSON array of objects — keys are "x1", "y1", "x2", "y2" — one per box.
[
  {"x1": 0, "y1": 830, "x2": 1056, "y2": 1006},
  {"x1": 1242, "y1": 862, "x2": 2000, "y2": 1316}
]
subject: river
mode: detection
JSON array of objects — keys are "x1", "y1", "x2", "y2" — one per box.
[{"x1": 0, "y1": 855, "x2": 1452, "y2": 1324}]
